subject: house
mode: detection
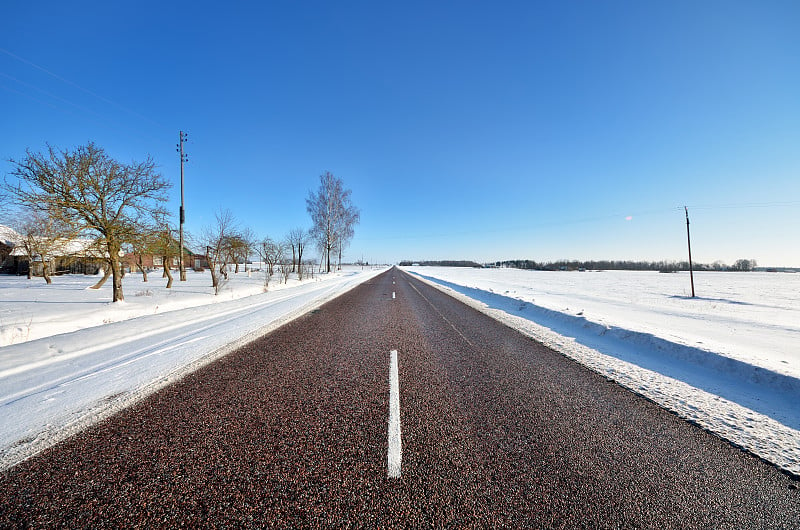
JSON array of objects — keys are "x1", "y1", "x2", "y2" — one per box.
[
  {"x1": 190, "y1": 251, "x2": 209, "y2": 270},
  {"x1": 0, "y1": 224, "x2": 105, "y2": 276},
  {"x1": 125, "y1": 248, "x2": 208, "y2": 273},
  {"x1": 11, "y1": 236, "x2": 106, "y2": 276},
  {"x1": 0, "y1": 225, "x2": 20, "y2": 273}
]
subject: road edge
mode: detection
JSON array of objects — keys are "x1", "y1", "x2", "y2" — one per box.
[
  {"x1": 403, "y1": 269, "x2": 800, "y2": 480},
  {"x1": 1, "y1": 268, "x2": 387, "y2": 472}
]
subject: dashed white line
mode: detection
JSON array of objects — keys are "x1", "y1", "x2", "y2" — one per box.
[{"x1": 388, "y1": 349, "x2": 402, "y2": 479}]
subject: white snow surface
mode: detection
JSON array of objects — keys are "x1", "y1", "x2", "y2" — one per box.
[
  {"x1": 2, "y1": 266, "x2": 798, "y2": 478},
  {"x1": 404, "y1": 267, "x2": 800, "y2": 477},
  {"x1": 0, "y1": 266, "x2": 386, "y2": 470}
]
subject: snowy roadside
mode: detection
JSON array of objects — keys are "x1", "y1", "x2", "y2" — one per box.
[
  {"x1": 404, "y1": 267, "x2": 800, "y2": 478},
  {"x1": 1, "y1": 269, "x2": 354, "y2": 347},
  {"x1": 0, "y1": 267, "x2": 386, "y2": 471}
]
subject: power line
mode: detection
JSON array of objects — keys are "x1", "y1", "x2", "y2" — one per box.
[
  {"x1": 0, "y1": 81, "x2": 142, "y2": 140},
  {"x1": 0, "y1": 47, "x2": 166, "y2": 131},
  {"x1": 1, "y1": 72, "x2": 126, "y2": 125},
  {"x1": 355, "y1": 201, "x2": 799, "y2": 242},
  {"x1": 683, "y1": 200, "x2": 800, "y2": 211}
]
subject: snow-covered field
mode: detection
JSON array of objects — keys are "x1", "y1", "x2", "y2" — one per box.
[
  {"x1": 404, "y1": 266, "x2": 800, "y2": 477},
  {"x1": 2, "y1": 265, "x2": 799, "y2": 477},
  {"x1": 0, "y1": 266, "x2": 386, "y2": 470}
]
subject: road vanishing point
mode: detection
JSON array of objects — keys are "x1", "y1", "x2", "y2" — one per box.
[{"x1": 1, "y1": 268, "x2": 798, "y2": 527}]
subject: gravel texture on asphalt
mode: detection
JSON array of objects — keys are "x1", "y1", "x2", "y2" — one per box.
[{"x1": 1, "y1": 268, "x2": 799, "y2": 528}]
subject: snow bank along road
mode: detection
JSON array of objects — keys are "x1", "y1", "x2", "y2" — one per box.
[
  {"x1": 404, "y1": 268, "x2": 800, "y2": 477},
  {"x1": 0, "y1": 269, "x2": 385, "y2": 471},
  {"x1": 1, "y1": 269, "x2": 798, "y2": 526}
]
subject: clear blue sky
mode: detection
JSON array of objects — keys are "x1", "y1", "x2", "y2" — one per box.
[{"x1": 2, "y1": 1, "x2": 799, "y2": 266}]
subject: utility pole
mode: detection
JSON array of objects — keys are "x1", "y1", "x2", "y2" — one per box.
[
  {"x1": 685, "y1": 206, "x2": 695, "y2": 298},
  {"x1": 177, "y1": 131, "x2": 188, "y2": 281}
]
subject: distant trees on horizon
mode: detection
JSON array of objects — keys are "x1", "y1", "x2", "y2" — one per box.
[
  {"x1": 399, "y1": 260, "x2": 483, "y2": 268},
  {"x1": 401, "y1": 258, "x2": 761, "y2": 272}
]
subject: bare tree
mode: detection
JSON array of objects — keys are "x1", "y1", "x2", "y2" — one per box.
[
  {"x1": 92, "y1": 263, "x2": 113, "y2": 289},
  {"x1": 334, "y1": 206, "x2": 360, "y2": 271},
  {"x1": 257, "y1": 236, "x2": 283, "y2": 278},
  {"x1": 256, "y1": 237, "x2": 278, "y2": 290},
  {"x1": 298, "y1": 257, "x2": 315, "y2": 281},
  {"x1": 237, "y1": 227, "x2": 256, "y2": 273},
  {"x1": 256, "y1": 241, "x2": 272, "y2": 291},
  {"x1": 278, "y1": 246, "x2": 291, "y2": 284},
  {"x1": 125, "y1": 222, "x2": 162, "y2": 283},
  {"x1": 286, "y1": 228, "x2": 310, "y2": 273},
  {"x1": 226, "y1": 233, "x2": 251, "y2": 274},
  {"x1": 201, "y1": 209, "x2": 237, "y2": 295},
  {"x1": 4, "y1": 143, "x2": 170, "y2": 302},
  {"x1": 152, "y1": 223, "x2": 180, "y2": 288},
  {"x1": 15, "y1": 210, "x2": 78, "y2": 283},
  {"x1": 306, "y1": 172, "x2": 360, "y2": 273},
  {"x1": 259, "y1": 237, "x2": 289, "y2": 285}
]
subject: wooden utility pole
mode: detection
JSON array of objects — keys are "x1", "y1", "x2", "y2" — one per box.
[
  {"x1": 177, "y1": 131, "x2": 188, "y2": 281},
  {"x1": 685, "y1": 206, "x2": 695, "y2": 298}
]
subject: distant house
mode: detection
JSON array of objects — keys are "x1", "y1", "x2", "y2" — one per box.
[
  {"x1": 0, "y1": 225, "x2": 20, "y2": 273},
  {"x1": 0, "y1": 225, "x2": 106, "y2": 276},
  {"x1": 125, "y1": 248, "x2": 207, "y2": 273},
  {"x1": 191, "y1": 251, "x2": 209, "y2": 270},
  {"x1": 1, "y1": 223, "x2": 213, "y2": 276},
  {"x1": 12, "y1": 236, "x2": 106, "y2": 276}
]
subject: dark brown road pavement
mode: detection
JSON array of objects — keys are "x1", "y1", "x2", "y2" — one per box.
[{"x1": 1, "y1": 268, "x2": 798, "y2": 527}]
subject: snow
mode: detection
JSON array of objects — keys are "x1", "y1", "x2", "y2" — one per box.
[
  {"x1": 404, "y1": 267, "x2": 800, "y2": 477},
  {"x1": 0, "y1": 266, "x2": 386, "y2": 470},
  {"x1": 2, "y1": 265, "x2": 798, "y2": 478},
  {"x1": 0, "y1": 225, "x2": 20, "y2": 246}
]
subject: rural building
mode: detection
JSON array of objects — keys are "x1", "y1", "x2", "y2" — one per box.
[
  {"x1": 125, "y1": 248, "x2": 208, "y2": 273},
  {"x1": 0, "y1": 224, "x2": 106, "y2": 276}
]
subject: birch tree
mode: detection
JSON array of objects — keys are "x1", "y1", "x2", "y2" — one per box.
[
  {"x1": 306, "y1": 172, "x2": 360, "y2": 273},
  {"x1": 334, "y1": 205, "x2": 360, "y2": 271},
  {"x1": 4, "y1": 143, "x2": 170, "y2": 302}
]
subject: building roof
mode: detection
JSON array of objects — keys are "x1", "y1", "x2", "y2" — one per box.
[
  {"x1": 2, "y1": 224, "x2": 106, "y2": 259},
  {"x1": 0, "y1": 225, "x2": 22, "y2": 247}
]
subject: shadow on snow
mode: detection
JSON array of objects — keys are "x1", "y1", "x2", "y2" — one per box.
[{"x1": 416, "y1": 273, "x2": 800, "y2": 432}]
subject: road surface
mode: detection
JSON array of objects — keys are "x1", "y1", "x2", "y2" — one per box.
[{"x1": 1, "y1": 268, "x2": 798, "y2": 527}]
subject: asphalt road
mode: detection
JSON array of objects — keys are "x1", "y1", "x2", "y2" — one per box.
[{"x1": 1, "y1": 268, "x2": 798, "y2": 527}]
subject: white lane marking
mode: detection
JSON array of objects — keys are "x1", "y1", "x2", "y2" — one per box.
[{"x1": 388, "y1": 349, "x2": 402, "y2": 478}]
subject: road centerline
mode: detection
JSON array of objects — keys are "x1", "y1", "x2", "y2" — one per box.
[{"x1": 387, "y1": 349, "x2": 402, "y2": 479}]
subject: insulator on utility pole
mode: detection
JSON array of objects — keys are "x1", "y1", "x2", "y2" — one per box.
[
  {"x1": 685, "y1": 206, "x2": 695, "y2": 298},
  {"x1": 178, "y1": 131, "x2": 188, "y2": 281}
]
